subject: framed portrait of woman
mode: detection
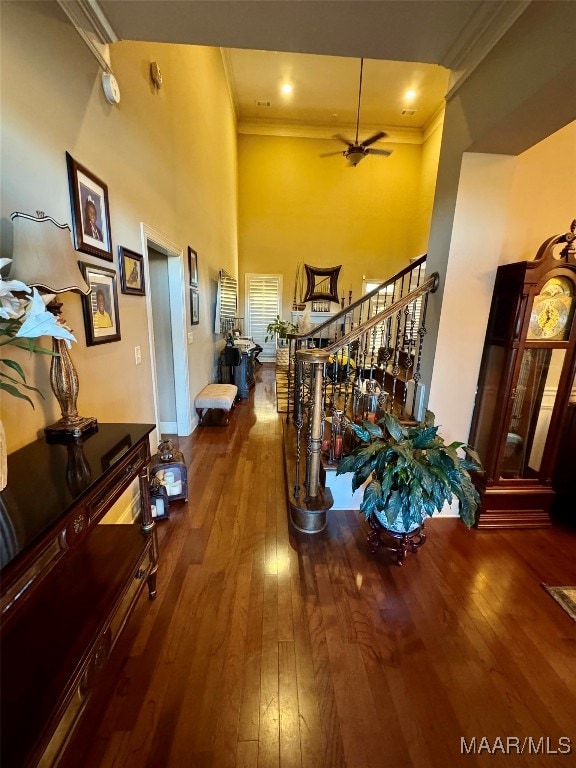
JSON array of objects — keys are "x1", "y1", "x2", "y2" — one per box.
[{"x1": 66, "y1": 152, "x2": 112, "y2": 261}]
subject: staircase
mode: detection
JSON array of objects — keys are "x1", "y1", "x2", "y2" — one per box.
[{"x1": 282, "y1": 255, "x2": 440, "y2": 532}]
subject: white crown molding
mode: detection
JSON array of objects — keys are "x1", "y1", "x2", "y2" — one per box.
[
  {"x1": 57, "y1": 0, "x2": 118, "y2": 72},
  {"x1": 220, "y1": 47, "x2": 239, "y2": 130},
  {"x1": 423, "y1": 104, "x2": 445, "y2": 142},
  {"x1": 443, "y1": 0, "x2": 532, "y2": 100},
  {"x1": 238, "y1": 119, "x2": 423, "y2": 145}
]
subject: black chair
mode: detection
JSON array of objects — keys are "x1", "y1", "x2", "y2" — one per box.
[
  {"x1": 220, "y1": 345, "x2": 242, "y2": 384},
  {"x1": 223, "y1": 346, "x2": 242, "y2": 367},
  {"x1": 252, "y1": 343, "x2": 263, "y2": 366}
]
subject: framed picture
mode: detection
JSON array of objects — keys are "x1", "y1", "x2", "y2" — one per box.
[
  {"x1": 188, "y1": 246, "x2": 198, "y2": 287},
  {"x1": 118, "y1": 246, "x2": 145, "y2": 295},
  {"x1": 66, "y1": 152, "x2": 112, "y2": 260},
  {"x1": 190, "y1": 287, "x2": 200, "y2": 325},
  {"x1": 302, "y1": 263, "x2": 341, "y2": 303},
  {"x1": 78, "y1": 261, "x2": 121, "y2": 345}
]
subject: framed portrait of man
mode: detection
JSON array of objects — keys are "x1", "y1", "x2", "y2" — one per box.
[{"x1": 66, "y1": 152, "x2": 112, "y2": 260}]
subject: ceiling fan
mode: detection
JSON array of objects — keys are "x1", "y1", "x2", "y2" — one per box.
[{"x1": 320, "y1": 58, "x2": 392, "y2": 167}]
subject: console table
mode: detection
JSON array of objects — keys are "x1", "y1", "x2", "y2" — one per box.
[{"x1": 0, "y1": 423, "x2": 157, "y2": 768}]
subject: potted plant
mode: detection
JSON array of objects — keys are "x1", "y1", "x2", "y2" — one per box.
[
  {"x1": 265, "y1": 315, "x2": 298, "y2": 347},
  {"x1": 336, "y1": 410, "x2": 481, "y2": 561},
  {"x1": 265, "y1": 315, "x2": 298, "y2": 367}
]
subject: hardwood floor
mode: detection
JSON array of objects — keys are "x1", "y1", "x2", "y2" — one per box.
[{"x1": 62, "y1": 365, "x2": 576, "y2": 768}]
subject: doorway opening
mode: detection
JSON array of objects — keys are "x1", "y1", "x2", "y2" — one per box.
[{"x1": 141, "y1": 224, "x2": 192, "y2": 438}]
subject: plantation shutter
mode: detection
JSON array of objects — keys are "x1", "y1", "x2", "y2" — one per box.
[{"x1": 246, "y1": 274, "x2": 282, "y2": 361}]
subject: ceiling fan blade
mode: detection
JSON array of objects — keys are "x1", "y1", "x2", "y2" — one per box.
[
  {"x1": 361, "y1": 131, "x2": 387, "y2": 148},
  {"x1": 332, "y1": 134, "x2": 354, "y2": 147},
  {"x1": 366, "y1": 148, "x2": 393, "y2": 157},
  {"x1": 320, "y1": 150, "x2": 345, "y2": 158}
]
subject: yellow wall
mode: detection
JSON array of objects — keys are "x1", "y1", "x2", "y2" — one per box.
[
  {"x1": 412, "y1": 115, "x2": 444, "y2": 258},
  {"x1": 237, "y1": 130, "x2": 440, "y2": 319},
  {"x1": 0, "y1": 1, "x2": 238, "y2": 452},
  {"x1": 501, "y1": 120, "x2": 576, "y2": 264}
]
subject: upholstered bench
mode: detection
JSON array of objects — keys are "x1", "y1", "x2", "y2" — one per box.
[{"x1": 195, "y1": 383, "x2": 238, "y2": 425}]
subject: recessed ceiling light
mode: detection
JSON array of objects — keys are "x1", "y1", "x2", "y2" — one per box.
[
  {"x1": 404, "y1": 89, "x2": 417, "y2": 102},
  {"x1": 281, "y1": 83, "x2": 293, "y2": 96}
]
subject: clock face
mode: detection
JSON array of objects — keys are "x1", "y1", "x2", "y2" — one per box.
[{"x1": 528, "y1": 276, "x2": 575, "y2": 341}]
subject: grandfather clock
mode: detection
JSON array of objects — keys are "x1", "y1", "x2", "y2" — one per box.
[{"x1": 469, "y1": 220, "x2": 576, "y2": 528}]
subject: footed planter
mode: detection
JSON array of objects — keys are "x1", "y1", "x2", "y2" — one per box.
[
  {"x1": 336, "y1": 410, "x2": 481, "y2": 563},
  {"x1": 367, "y1": 509, "x2": 426, "y2": 565}
]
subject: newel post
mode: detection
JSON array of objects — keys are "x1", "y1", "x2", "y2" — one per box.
[{"x1": 306, "y1": 361, "x2": 325, "y2": 498}]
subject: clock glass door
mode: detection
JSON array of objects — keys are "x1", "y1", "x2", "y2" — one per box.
[{"x1": 501, "y1": 348, "x2": 566, "y2": 479}]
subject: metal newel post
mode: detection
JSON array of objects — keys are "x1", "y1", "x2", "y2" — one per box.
[{"x1": 307, "y1": 361, "x2": 324, "y2": 498}]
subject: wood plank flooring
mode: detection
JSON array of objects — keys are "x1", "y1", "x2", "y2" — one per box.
[{"x1": 61, "y1": 365, "x2": 576, "y2": 768}]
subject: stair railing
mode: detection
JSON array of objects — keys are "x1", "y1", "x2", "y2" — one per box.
[
  {"x1": 286, "y1": 255, "x2": 427, "y2": 424},
  {"x1": 288, "y1": 267, "x2": 439, "y2": 503}
]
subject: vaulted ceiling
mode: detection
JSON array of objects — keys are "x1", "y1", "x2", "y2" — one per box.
[{"x1": 92, "y1": 0, "x2": 530, "y2": 138}]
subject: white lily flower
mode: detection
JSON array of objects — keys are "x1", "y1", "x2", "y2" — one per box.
[
  {"x1": 0, "y1": 260, "x2": 32, "y2": 295},
  {"x1": 1, "y1": 258, "x2": 32, "y2": 319},
  {"x1": 15, "y1": 288, "x2": 76, "y2": 347},
  {"x1": 0, "y1": 292, "x2": 23, "y2": 320},
  {"x1": 0, "y1": 277, "x2": 31, "y2": 295}
]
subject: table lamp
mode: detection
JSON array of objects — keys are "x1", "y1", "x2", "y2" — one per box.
[{"x1": 10, "y1": 211, "x2": 97, "y2": 440}]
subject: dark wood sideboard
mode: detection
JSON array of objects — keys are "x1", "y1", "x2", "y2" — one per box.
[{"x1": 0, "y1": 423, "x2": 158, "y2": 768}]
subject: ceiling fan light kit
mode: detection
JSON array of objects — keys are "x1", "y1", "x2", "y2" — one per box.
[{"x1": 320, "y1": 58, "x2": 392, "y2": 167}]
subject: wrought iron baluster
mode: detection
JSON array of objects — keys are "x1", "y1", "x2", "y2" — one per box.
[
  {"x1": 411, "y1": 290, "x2": 430, "y2": 420},
  {"x1": 286, "y1": 337, "x2": 293, "y2": 423}
]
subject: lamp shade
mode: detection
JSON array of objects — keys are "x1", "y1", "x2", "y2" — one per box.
[{"x1": 10, "y1": 211, "x2": 90, "y2": 295}]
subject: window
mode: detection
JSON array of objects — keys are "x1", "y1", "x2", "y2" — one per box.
[{"x1": 245, "y1": 274, "x2": 282, "y2": 360}]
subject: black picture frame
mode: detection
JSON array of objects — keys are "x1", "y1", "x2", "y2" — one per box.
[
  {"x1": 302, "y1": 263, "x2": 341, "y2": 303},
  {"x1": 78, "y1": 261, "x2": 121, "y2": 345},
  {"x1": 118, "y1": 246, "x2": 145, "y2": 295},
  {"x1": 190, "y1": 287, "x2": 200, "y2": 325},
  {"x1": 188, "y1": 246, "x2": 198, "y2": 287},
  {"x1": 66, "y1": 152, "x2": 112, "y2": 261}
]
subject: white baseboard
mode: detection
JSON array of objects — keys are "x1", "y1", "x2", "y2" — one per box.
[{"x1": 160, "y1": 420, "x2": 178, "y2": 435}]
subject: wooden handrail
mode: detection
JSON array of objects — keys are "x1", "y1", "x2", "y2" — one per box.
[
  {"x1": 295, "y1": 272, "x2": 439, "y2": 364},
  {"x1": 288, "y1": 254, "x2": 427, "y2": 341}
]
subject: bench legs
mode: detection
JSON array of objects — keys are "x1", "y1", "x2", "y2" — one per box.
[{"x1": 196, "y1": 401, "x2": 236, "y2": 426}]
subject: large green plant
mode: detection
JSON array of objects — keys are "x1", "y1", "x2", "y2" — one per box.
[
  {"x1": 264, "y1": 315, "x2": 298, "y2": 342},
  {"x1": 336, "y1": 410, "x2": 481, "y2": 531}
]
